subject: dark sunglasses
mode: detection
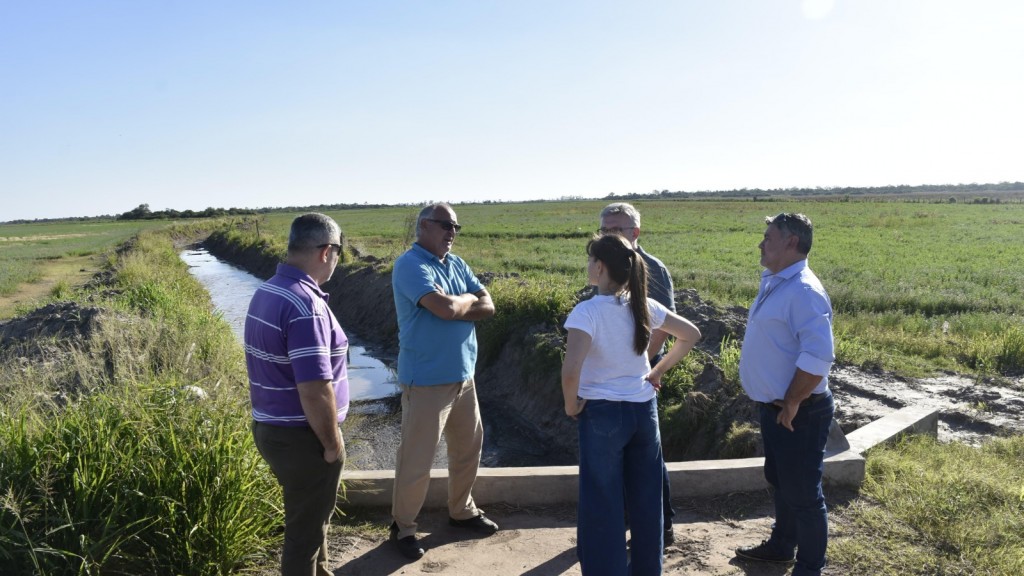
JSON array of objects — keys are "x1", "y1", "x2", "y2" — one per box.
[
  {"x1": 427, "y1": 218, "x2": 462, "y2": 233},
  {"x1": 317, "y1": 243, "x2": 342, "y2": 253}
]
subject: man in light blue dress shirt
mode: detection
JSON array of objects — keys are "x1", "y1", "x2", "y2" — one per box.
[{"x1": 735, "y1": 213, "x2": 835, "y2": 576}]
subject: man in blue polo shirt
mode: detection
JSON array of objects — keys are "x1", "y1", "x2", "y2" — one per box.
[
  {"x1": 245, "y1": 213, "x2": 349, "y2": 576},
  {"x1": 389, "y1": 202, "x2": 498, "y2": 560},
  {"x1": 735, "y1": 213, "x2": 835, "y2": 576}
]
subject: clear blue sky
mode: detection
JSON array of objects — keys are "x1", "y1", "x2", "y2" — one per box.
[{"x1": 2, "y1": 1, "x2": 1022, "y2": 221}]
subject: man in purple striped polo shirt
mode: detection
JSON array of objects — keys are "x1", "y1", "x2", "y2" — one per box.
[{"x1": 245, "y1": 213, "x2": 349, "y2": 576}]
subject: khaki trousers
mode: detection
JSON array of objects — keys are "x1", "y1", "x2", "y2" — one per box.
[
  {"x1": 253, "y1": 421, "x2": 344, "y2": 576},
  {"x1": 391, "y1": 378, "x2": 484, "y2": 538}
]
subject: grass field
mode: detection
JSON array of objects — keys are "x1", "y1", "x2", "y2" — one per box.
[
  {"x1": 0, "y1": 220, "x2": 166, "y2": 318},
  {"x1": 234, "y1": 198, "x2": 1024, "y2": 378}
]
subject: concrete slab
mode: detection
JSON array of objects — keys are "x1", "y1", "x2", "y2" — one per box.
[
  {"x1": 340, "y1": 406, "x2": 936, "y2": 508},
  {"x1": 846, "y1": 404, "x2": 939, "y2": 455}
]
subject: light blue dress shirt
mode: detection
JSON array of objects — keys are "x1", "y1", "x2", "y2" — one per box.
[{"x1": 738, "y1": 259, "x2": 835, "y2": 403}]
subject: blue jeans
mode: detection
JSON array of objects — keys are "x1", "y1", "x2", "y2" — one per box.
[
  {"x1": 649, "y1": 352, "x2": 674, "y2": 531},
  {"x1": 578, "y1": 398, "x2": 664, "y2": 576},
  {"x1": 759, "y1": 391, "x2": 834, "y2": 576}
]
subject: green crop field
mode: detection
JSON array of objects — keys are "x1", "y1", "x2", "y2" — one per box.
[
  {"x1": 237, "y1": 198, "x2": 1024, "y2": 377},
  {"x1": 0, "y1": 217, "x2": 167, "y2": 313}
]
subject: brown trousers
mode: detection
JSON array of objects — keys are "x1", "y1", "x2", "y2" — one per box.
[{"x1": 391, "y1": 378, "x2": 484, "y2": 539}]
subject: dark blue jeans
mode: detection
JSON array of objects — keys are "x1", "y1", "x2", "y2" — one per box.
[
  {"x1": 578, "y1": 398, "x2": 664, "y2": 576},
  {"x1": 650, "y1": 352, "x2": 675, "y2": 531},
  {"x1": 759, "y1": 391, "x2": 834, "y2": 576}
]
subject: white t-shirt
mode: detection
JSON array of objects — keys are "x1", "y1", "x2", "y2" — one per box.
[{"x1": 564, "y1": 294, "x2": 669, "y2": 403}]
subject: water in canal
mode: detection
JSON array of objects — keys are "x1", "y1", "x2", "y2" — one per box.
[{"x1": 180, "y1": 248, "x2": 400, "y2": 402}]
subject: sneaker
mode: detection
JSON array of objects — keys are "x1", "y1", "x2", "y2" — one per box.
[
  {"x1": 390, "y1": 522, "x2": 424, "y2": 560},
  {"x1": 448, "y1": 513, "x2": 499, "y2": 535},
  {"x1": 735, "y1": 540, "x2": 795, "y2": 564}
]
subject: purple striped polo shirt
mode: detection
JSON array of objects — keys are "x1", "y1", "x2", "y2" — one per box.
[{"x1": 244, "y1": 263, "x2": 350, "y2": 426}]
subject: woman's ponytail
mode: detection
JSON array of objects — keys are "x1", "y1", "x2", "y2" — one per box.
[
  {"x1": 587, "y1": 234, "x2": 651, "y2": 355},
  {"x1": 626, "y1": 249, "x2": 651, "y2": 355}
]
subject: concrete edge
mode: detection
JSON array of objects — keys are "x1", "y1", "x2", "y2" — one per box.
[{"x1": 340, "y1": 405, "x2": 939, "y2": 508}]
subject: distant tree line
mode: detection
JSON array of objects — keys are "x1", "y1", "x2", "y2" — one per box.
[
  {"x1": 6, "y1": 182, "x2": 1023, "y2": 225},
  {"x1": 603, "y1": 181, "x2": 1024, "y2": 202},
  {"x1": 114, "y1": 201, "x2": 393, "y2": 221}
]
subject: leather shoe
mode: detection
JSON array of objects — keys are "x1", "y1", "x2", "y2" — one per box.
[
  {"x1": 448, "y1": 513, "x2": 499, "y2": 535},
  {"x1": 735, "y1": 539, "x2": 795, "y2": 564},
  {"x1": 390, "y1": 522, "x2": 424, "y2": 560}
]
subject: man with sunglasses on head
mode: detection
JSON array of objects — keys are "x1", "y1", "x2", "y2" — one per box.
[
  {"x1": 389, "y1": 202, "x2": 498, "y2": 561},
  {"x1": 735, "y1": 213, "x2": 835, "y2": 576},
  {"x1": 245, "y1": 213, "x2": 348, "y2": 576},
  {"x1": 599, "y1": 202, "x2": 678, "y2": 548}
]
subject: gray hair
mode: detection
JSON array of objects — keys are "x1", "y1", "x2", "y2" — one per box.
[
  {"x1": 415, "y1": 202, "x2": 455, "y2": 240},
  {"x1": 765, "y1": 212, "x2": 813, "y2": 254},
  {"x1": 288, "y1": 213, "x2": 340, "y2": 252},
  {"x1": 600, "y1": 202, "x2": 641, "y2": 228}
]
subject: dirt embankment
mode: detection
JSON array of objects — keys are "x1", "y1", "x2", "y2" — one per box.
[{"x1": 201, "y1": 233, "x2": 761, "y2": 463}]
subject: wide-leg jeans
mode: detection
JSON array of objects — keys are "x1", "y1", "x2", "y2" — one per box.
[
  {"x1": 577, "y1": 398, "x2": 664, "y2": 576},
  {"x1": 759, "y1": 391, "x2": 834, "y2": 576}
]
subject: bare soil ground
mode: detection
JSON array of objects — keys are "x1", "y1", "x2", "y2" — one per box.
[{"x1": 256, "y1": 490, "x2": 862, "y2": 575}]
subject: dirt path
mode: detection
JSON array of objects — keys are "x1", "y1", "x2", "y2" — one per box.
[{"x1": 266, "y1": 492, "x2": 833, "y2": 575}]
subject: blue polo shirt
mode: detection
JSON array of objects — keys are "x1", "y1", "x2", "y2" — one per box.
[
  {"x1": 244, "y1": 263, "x2": 350, "y2": 425},
  {"x1": 392, "y1": 243, "x2": 484, "y2": 386}
]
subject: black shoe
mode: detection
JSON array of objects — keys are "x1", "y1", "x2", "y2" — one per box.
[
  {"x1": 664, "y1": 525, "x2": 675, "y2": 546},
  {"x1": 449, "y1": 513, "x2": 499, "y2": 535},
  {"x1": 735, "y1": 540, "x2": 795, "y2": 564},
  {"x1": 390, "y1": 522, "x2": 424, "y2": 560}
]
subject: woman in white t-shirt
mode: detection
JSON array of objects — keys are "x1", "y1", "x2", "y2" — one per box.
[{"x1": 562, "y1": 234, "x2": 701, "y2": 576}]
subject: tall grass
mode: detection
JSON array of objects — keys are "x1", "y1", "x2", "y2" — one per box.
[
  {"x1": 831, "y1": 435, "x2": 1024, "y2": 575},
  {"x1": 0, "y1": 228, "x2": 281, "y2": 575}
]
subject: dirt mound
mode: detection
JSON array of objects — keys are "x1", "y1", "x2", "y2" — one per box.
[
  {"x1": 674, "y1": 288, "x2": 748, "y2": 353},
  {"x1": 0, "y1": 301, "x2": 103, "y2": 350}
]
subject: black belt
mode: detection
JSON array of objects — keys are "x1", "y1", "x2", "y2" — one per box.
[{"x1": 758, "y1": 392, "x2": 828, "y2": 411}]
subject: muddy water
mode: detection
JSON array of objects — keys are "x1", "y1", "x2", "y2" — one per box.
[{"x1": 180, "y1": 248, "x2": 401, "y2": 402}]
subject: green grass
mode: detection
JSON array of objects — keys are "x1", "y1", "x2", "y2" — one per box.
[
  {"x1": 831, "y1": 434, "x2": 1024, "y2": 575},
  {"x1": 0, "y1": 220, "x2": 165, "y2": 297},
  {"x1": 236, "y1": 199, "x2": 1024, "y2": 378},
  {"x1": 0, "y1": 226, "x2": 281, "y2": 575}
]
